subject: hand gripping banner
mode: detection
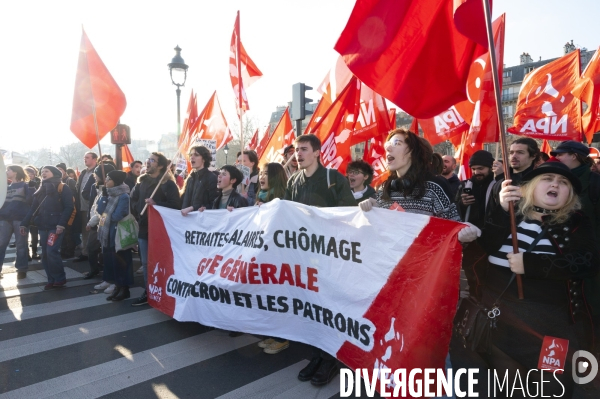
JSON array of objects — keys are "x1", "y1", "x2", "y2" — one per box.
[{"x1": 148, "y1": 200, "x2": 463, "y2": 380}]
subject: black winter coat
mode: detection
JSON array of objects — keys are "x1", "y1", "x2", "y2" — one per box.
[
  {"x1": 21, "y1": 177, "x2": 75, "y2": 231},
  {"x1": 212, "y1": 190, "x2": 249, "y2": 209},
  {"x1": 181, "y1": 168, "x2": 219, "y2": 211},
  {"x1": 284, "y1": 164, "x2": 356, "y2": 207},
  {"x1": 131, "y1": 174, "x2": 181, "y2": 239}
]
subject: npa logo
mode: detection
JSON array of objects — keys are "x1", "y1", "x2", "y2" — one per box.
[
  {"x1": 148, "y1": 262, "x2": 163, "y2": 302},
  {"x1": 538, "y1": 337, "x2": 568, "y2": 374},
  {"x1": 520, "y1": 74, "x2": 569, "y2": 134},
  {"x1": 433, "y1": 106, "x2": 466, "y2": 135}
]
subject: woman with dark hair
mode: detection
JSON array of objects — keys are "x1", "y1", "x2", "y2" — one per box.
[
  {"x1": 359, "y1": 129, "x2": 464, "y2": 223},
  {"x1": 477, "y1": 162, "x2": 599, "y2": 397},
  {"x1": 20, "y1": 166, "x2": 74, "y2": 289},
  {"x1": 239, "y1": 150, "x2": 259, "y2": 206},
  {"x1": 256, "y1": 163, "x2": 287, "y2": 204},
  {"x1": 181, "y1": 146, "x2": 218, "y2": 216},
  {"x1": 1, "y1": 165, "x2": 33, "y2": 279}
]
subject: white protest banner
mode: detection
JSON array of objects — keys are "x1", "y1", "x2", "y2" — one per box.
[{"x1": 148, "y1": 199, "x2": 462, "y2": 383}]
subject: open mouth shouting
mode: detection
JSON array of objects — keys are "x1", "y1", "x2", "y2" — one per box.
[{"x1": 546, "y1": 189, "x2": 558, "y2": 198}]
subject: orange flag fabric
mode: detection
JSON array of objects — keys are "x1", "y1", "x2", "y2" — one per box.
[
  {"x1": 178, "y1": 90, "x2": 199, "y2": 151},
  {"x1": 334, "y1": 0, "x2": 489, "y2": 119},
  {"x1": 188, "y1": 91, "x2": 233, "y2": 151},
  {"x1": 363, "y1": 133, "x2": 389, "y2": 188},
  {"x1": 508, "y1": 50, "x2": 582, "y2": 141},
  {"x1": 351, "y1": 83, "x2": 392, "y2": 145},
  {"x1": 416, "y1": 106, "x2": 470, "y2": 146},
  {"x1": 70, "y1": 29, "x2": 127, "y2": 149},
  {"x1": 121, "y1": 144, "x2": 135, "y2": 172},
  {"x1": 572, "y1": 47, "x2": 600, "y2": 143},
  {"x1": 454, "y1": 133, "x2": 483, "y2": 180},
  {"x1": 255, "y1": 125, "x2": 271, "y2": 160},
  {"x1": 257, "y1": 108, "x2": 294, "y2": 166},
  {"x1": 246, "y1": 128, "x2": 259, "y2": 150},
  {"x1": 540, "y1": 139, "x2": 552, "y2": 155},
  {"x1": 311, "y1": 77, "x2": 360, "y2": 174},
  {"x1": 230, "y1": 12, "x2": 262, "y2": 113}
]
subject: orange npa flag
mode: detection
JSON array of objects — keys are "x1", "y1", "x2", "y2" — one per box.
[
  {"x1": 540, "y1": 139, "x2": 552, "y2": 155},
  {"x1": 257, "y1": 108, "x2": 294, "y2": 166},
  {"x1": 508, "y1": 50, "x2": 582, "y2": 141},
  {"x1": 230, "y1": 12, "x2": 262, "y2": 114},
  {"x1": 334, "y1": 0, "x2": 489, "y2": 119},
  {"x1": 246, "y1": 128, "x2": 259, "y2": 150},
  {"x1": 311, "y1": 76, "x2": 361, "y2": 174},
  {"x1": 188, "y1": 91, "x2": 233, "y2": 151},
  {"x1": 70, "y1": 28, "x2": 127, "y2": 149},
  {"x1": 572, "y1": 47, "x2": 600, "y2": 143},
  {"x1": 121, "y1": 144, "x2": 135, "y2": 172}
]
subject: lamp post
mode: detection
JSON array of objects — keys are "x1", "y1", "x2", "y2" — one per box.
[
  {"x1": 223, "y1": 143, "x2": 229, "y2": 165},
  {"x1": 168, "y1": 45, "x2": 189, "y2": 140}
]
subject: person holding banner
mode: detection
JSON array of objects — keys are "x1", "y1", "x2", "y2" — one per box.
[
  {"x1": 180, "y1": 146, "x2": 218, "y2": 216},
  {"x1": 130, "y1": 152, "x2": 180, "y2": 306},
  {"x1": 96, "y1": 171, "x2": 133, "y2": 301},
  {"x1": 478, "y1": 162, "x2": 599, "y2": 397},
  {"x1": 284, "y1": 134, "x2": 355, "y2": 386},
  {"x1": 346, "y1": 160, "x2": 376, "y2": 204}
]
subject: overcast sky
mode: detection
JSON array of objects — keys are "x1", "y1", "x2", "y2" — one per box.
[{"x1": 0, "y1": 0, "x2": 597, "y2": 154}]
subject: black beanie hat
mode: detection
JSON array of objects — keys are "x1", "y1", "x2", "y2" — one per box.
[
  {"x1": 43, "y1": 165, "x2": 62, "y2": 178},
  {"x1": 55, "y1": 163, "x2": 67, "y2": 172},
  {"x1": 469, "y1": 150, "x2": 494, "y2": 168},
  {"x1": 93, "y1": 163, "x2": 116, "y2": 183},
  {"x1": 107, "y1": 170, "x2": 127, "y2": 186}
]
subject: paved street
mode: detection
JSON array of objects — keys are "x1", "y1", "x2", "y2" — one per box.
[{"x1": 0, "y1": 243, "x2": 365, "y2": 399}]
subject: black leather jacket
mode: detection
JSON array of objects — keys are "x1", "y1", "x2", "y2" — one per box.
[{"x1": 212, "y1": 190, "x2": 248, "y2": 209}]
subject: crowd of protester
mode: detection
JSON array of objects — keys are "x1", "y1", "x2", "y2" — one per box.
[{"x1": 1, "y1": 130, "x2": 600, "y2": 393}]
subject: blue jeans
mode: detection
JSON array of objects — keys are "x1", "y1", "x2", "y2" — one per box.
[
  {"x1": 102, "y1": 247, "x2": 133, "y2": 287},
  {"x1": 0, "y1": 220, "x2": 29, "y2": 272},
  {"x1": 39, "y1": 229, "x2": 66, "y2": 283},
  {"x1": 138, "y1": 238, "x2": 148, "y2": 289}
]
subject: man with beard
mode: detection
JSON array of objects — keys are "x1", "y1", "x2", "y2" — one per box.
[
  {"x1": 441, "y1": 155, "x2": 460, "y2": 199},
  {"x1": 456, "y1": 150, "x2": 496, "y2": 298},
  {"x1": 124, "y1": 160, "x2": 142, "y2": 190},
  {"x1": 282, "y1": 145, "x2": 298, "y2": 178}
]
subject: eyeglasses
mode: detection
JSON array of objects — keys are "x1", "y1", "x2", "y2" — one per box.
[
  {"x1": 146, "y1": 158, "x2": 157, "y2": 164},
  {"x1": 384, "y1": 139, "x2": 404, "y2": 150},
  {"x1": 346, "y1": 170, "x2": 364, "y2": 176}
]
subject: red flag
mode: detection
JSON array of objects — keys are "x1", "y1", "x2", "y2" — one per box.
[
  {"x1": 389, "y1": 108, "x2": 397, "y2": 129},
  {"x1": 417, "y1": 106, "x2": 470, "y2": 146},
  {"x1": 230, "y1": 12, "x2": 262, "y2": 114},
  {"x1": 255, "y1": 125, "x2": 271, "y2": 160},
  {"x1": 540, "y1": 139, "x2": 552, "y2": 155},
  {"x1": 456, "y1": 14, "x2": 506, "y2": 144},
  {"x1": 311, "y1": 77, "x2": 361, "y2": 174},
  {"x1": 257, "y1": 108, "x2": 294, "y2": 166},
  {"x1": 179, "y1": 90, "x2": 199, "y2": 149},
  {"x1": 334, "y1": 0, "x2": 489, "y2": 119},
  {"x1": 363, "y1": 133, "x2": 389, "y2": 187},
  {"x1": 70, "y1": 29, "x2": 127, "y2": 149},
  {"x1": 508, "y1": 50, "x2": 582, "y2": 141},
  {"x1": 121, "y1": 144, "x2": 135, "y2": 172},
  {"x1": 454, "y1": 133, "x2": 483, "y2": 180},
  {"x1": 246, "y1": 128, "x2": 259, "y2": 150},
  {"x1": 188, "y1": 91, "x2": 233, "y2": 151},
  {"x1": 351, "y1": 83, "x2": 392, "y2": 145},
  {"x1": 572, "y1": 47, "x2": 600, "y2": 143}
]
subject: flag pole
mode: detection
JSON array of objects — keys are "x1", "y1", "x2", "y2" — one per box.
[
  {"x1": 236, "y1": 10, "x2": 244, "y2": 157},
  {"x1": 482, "y1": 1, "x2": 523, "y2": 299}
]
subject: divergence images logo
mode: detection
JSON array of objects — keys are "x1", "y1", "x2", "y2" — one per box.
[{"x1": 572, "y1": 350, "x2": 598, "y2": 385}]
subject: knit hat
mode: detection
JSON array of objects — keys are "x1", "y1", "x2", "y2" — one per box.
[
  {"x1": 107, "y1": 170, "x2": 126, "y2": 186},
  {"x1": 55, "y1": 163, "x2": 67, "y2": 172},
  {"x1": 93, "y1": 163, "x2": 116, "y2": 183},
  {"x1": 42, "y1": 165, "x2": 62, "y2": 178},
  {"x1": 469, "y1": 150, "x2": 494, "y2": 168}
]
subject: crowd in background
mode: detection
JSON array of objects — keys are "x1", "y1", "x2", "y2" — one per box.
[{"x1": 1, "y1": 131, "x2": 600, "y2": 393}]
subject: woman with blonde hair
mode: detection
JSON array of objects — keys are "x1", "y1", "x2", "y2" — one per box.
[{"x1": 478, "y1": 161, "x2": 599, "y2": 397}]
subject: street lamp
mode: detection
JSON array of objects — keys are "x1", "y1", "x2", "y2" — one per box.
[
  {"x1": 168, "y1": 45, "x2": 189, "y2": 140},
  {"x1": 223, "y1": 143, "x2": 229, "y2": 165}
]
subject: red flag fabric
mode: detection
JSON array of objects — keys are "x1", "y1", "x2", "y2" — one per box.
[
  {"x1": 311, "y1": 77, "x2": 361, "y2": 174},
  {"x1": 456, "y1": 14, "x2": 505, "y2": 144},
  {"x1": 179, "y1": 90, "x2": 199, "y2": 149},
  {"x1": 257, "y1": 108, "x2": 294, "y2": 166},
  {"x1": 417, "y1": 106, "x2": 470, "y2": 146},
  {"x1": 454, "y1": 133, "x2": 483, "y2": 180},
  {"x1": 540, "y1": 139, "x2": 552, "y2": 155},
  {"x1": 121, "y1": 144, "x2": 135, "y2": 172},
  {"x1": 230, "y1": 12, "x2": 262, "y2": 114},
  {"x1": 351, "y1": 83, "x2": 392, "y2": 145},
  {"x1": 188, "y1": 91, "x2": 233, "y2": 151},
  {"x1": 254, "y1": 125, "x2": 271, "y2": 160},
  {"x1": 572, "y1": 47, "x2": 600, "y2": 143},
  {"x1": 363, "y1": 133, "x2": 389, "y2": 187},
  {"x1": 246, "y1": 128, "x2": 259, "y2": 151},
  {"x1": 334, "y1": 0, "x2": 489, "y2": 119},
  {"x1": 389, "y1": 108, "x2": 397, "y2": 129},
  {"x1": 70, "y1": 29, "x2": 127, "y2": 149},
  {"x1": 508, "y1": 50, "x2": 582, "y2": 141}
]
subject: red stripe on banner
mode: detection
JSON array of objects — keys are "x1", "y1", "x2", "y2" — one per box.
[
  {"x1": 148, "y1": 205, "x2": 176, "y2": 317},
  {"x1": 336, "y1": 217, "x2": 463, "y2": 394}
]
